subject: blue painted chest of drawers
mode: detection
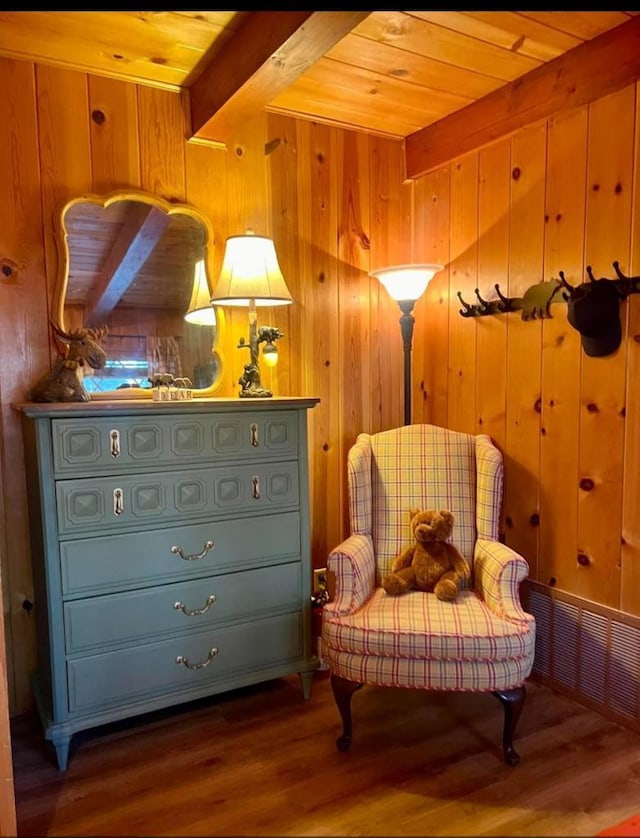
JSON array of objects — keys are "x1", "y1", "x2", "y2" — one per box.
[{"x1": 20, "y1": 396, "x2": 319, "y2": 770}]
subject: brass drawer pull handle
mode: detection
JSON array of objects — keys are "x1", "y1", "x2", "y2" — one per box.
[
  {"x1": 250, "y1": 422, "x2": 259, "y2": 447},
  {"x1": 252, "y1": 475, "x2": 260, "y2": 499},
  {"x1": 110, "y1": 429, "x2": 121, "y2": 457},
  {"x1": 113, "y1": 488, "x2": 124, "y2": 516},
  {"x1": 175, "y1": 647, "x2": 218, "y2": 670},
  {"x1": 171, "y1": 540, "x2": 214, "y2": 561},
  {"x1": 173, "y1": 594, "x2": 217, "y2": 616}
]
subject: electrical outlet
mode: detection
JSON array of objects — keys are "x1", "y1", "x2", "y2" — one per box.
[{"x1": 313, "y1": 567, "x2": 328, "y2": 594}]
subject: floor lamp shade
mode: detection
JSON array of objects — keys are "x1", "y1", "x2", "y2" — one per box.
[
  {"x1": 370, "y1": 263, "x2": 443, "y2": 302},
  {"x1": 370, "y1": 263, "x2": 443, "y2": 426}
]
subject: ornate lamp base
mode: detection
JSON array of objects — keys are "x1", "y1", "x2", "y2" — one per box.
[
  {"x1": 236, "y1": 314, "x2": 282, "y2": 399},
  {"x1": 239, "y1": 385, "x2": 272, "y2": 398},
  {"x1": 238, "y1": 362, "x2": 272, "y2": 398}
]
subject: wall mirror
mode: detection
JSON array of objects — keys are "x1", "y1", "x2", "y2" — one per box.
[{"x1": 52, "y1": 189, "x2": 224, "y2": 400}]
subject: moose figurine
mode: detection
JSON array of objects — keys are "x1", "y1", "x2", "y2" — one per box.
[{"x1": 29, "y1": 321, "x2": 108, "y2": 403}]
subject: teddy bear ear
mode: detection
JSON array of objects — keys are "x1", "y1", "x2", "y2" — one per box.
[
  {"x1": 409, "y1": 507, "x2": 420, "y2": 520},
  {"x1": 440, "y1": 509, "x2": 454, "y2": 524}
]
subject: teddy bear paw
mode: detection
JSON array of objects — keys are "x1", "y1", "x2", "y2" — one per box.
[
  {"x1": 382, "y1": 574, "x2": 409, "y2": 596},
  {"x1": 434, "y1": 578, "x2": 458, "y2": 601}
]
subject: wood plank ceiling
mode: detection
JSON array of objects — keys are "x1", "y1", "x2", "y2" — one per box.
[{"x1": 0, "y1": 11, "x2": 639, "y2": 178}]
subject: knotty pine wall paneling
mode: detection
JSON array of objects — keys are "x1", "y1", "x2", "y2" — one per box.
[
  {"x1": 137, "y1": 86, "x2": 187, "y2": 202},
  {"x1": 447, "y1": 154, "x2": 479, "y2": 436},
  {"x1": 368, "y1": 135, "x2": 409, "y2": 435},
  {"x1": 266, "y1": 114, "x2": 300, "y2": 400},
  {"x1": 539, "y1": 107, "x2": 587, "y2": 594},
  {"x1": 0, "y1": 57, "x2": 39, "y2": 834},
  {"x1": 620, "y1": 82, "x2": 640, "y2": 615},
  {"x1": 38, "y1": 66, "x2": 93, "y2": 333},
  {"x1": 475, "y1": 139, "x2": 510, "y2": 455},
  {"x1": 413, "y1": 84, "x2": 639, "y2": 617},
  {"x1": 578, "y1": 86, "x2": 634, "y2": 608},
  {"x1": 88, "y1": 74, "x2": 140, "y2": 192},
  {"x1": 336, "y1": 130, "x2": 373, "y2": 536},
  {"x1": 294, "y1": 121, "x2": 344, "y2": 565},
  {"x1": 503, "y1": 123, "x2": 547, "y2": 575},
  {"x1": 414, "y1": 167, "x2": 451, "y2": 429}
]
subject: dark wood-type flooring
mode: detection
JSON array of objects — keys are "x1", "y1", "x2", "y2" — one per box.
[{"x1": 10, "y1": 674, "x2": 640, "y2": 836}]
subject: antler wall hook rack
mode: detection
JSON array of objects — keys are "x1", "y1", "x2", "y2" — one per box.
[
  {"x1": 458, "y1": 278, "x2": 562, "y2": 320},
  {"x1": 457, "y1": 261, "x2": 640, "y2": 320}
]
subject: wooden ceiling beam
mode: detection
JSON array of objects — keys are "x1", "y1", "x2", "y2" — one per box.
[
  {"x1": 85, "y1": 204, "x2": 172, "y2": 328},
  {"x1": 188, "y1": 11, "x2": 371, "y2": 145},
  {"x1": 405, "y1": 15, "x2": 640, "y2": 180}
]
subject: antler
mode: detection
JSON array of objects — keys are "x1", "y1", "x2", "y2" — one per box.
[
  {"x1": 50, "y1": 319, "x2": 108, "y2": 342},
  {"x1": 85, "y1": 325, "x2": 109, "y2": 341},
  {"x1": 50, "y1": 319, "x2": 79, "y2": 342}
]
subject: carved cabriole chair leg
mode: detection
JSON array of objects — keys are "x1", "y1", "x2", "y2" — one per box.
[
  {"x1": 331, "y1": 678, "x2": 527, "y2": 762},
  {"x1": 330, "y1": 674, "x2": 363, "y2": 752},
  {"x1": 492, "y1": 685, "x2": 526, "y2": 766}
]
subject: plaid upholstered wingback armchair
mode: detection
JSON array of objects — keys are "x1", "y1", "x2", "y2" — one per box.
[{"x1": 321, "y1": 424, "x2": 536, "y2": 765}]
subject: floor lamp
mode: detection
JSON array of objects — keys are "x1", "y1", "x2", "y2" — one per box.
[{"x1": 370, "y1": 263, "x2": 443, "y2": 426}]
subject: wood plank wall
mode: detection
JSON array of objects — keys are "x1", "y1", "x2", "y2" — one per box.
[
  {"x1": 1, "y1": 56, "x2": 639, "y2": 745},
  {"x1": 422, "y1": 84, "x2": 639, "y2": 616}
]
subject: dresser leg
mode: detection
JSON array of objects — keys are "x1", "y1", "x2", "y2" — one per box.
[
  {"x1": 52, "y1": 734, "x2": 72, "y2": 772},
  {"x1": 299, "y1": 670, "x2": 313, "y2": 700}
]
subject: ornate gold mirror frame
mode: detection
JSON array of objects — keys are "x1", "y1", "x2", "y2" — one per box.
[{"x1": 52, "y1": 189, "x2": 225, "y2": 400}]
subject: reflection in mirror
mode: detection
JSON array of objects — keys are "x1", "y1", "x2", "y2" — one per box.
[{"x1": 53, "y1": 190, "x2": 224, "y2": 399}]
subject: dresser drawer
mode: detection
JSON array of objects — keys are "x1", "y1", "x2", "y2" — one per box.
[
  {"x1": 67, "y1": 611, "x2": 303, "y2": 713},
  {"x1": 64, "y1": 561, "x2": 302, "y2": 653},
  {"x1": 52, "y1": 411, "x2": 299, "y2": 476},
  {"x1": 59, "y1": 511, "x2": 301, "y2": 596},
  {"x1": 56, "y1": 461, "x2": 299, "y2": 536}
]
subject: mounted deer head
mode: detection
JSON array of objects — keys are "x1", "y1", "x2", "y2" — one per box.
[{"x1": 29, "y1": 321, "x2": 109, "y2": 403}]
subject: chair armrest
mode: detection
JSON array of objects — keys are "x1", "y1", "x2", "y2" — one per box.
[
  {"x1": 473, "y1": 538, "x2": 535, "y2": 625},
  {"x1": 324, "y1": 533, "x2": 375, "y2": 617}
]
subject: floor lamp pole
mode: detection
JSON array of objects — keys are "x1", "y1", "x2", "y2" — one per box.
[
  {"x1": 370, "y1": 262, "x2": 442, "y2": 428},
  {"x1": 398, "y1": 300, "x2": 416, "y2": 426}
]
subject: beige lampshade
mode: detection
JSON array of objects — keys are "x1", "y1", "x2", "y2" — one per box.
[
  {"x1": 370, "y1": 263, "x2": 443, "y2": 302},
  {"x1": 185, "y1": 259, "x2": 216, "y2": 325},
  {"x1": 211, "y1": 231, "x2": 293, "y2": 307}
]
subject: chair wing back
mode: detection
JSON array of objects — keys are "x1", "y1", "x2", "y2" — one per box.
[
  {"x1": 347, "y1": 424, "x2": 503, "y2": 585},
  {"x1": 475, "y1": 431, "x2": 504, "y2": 541}
]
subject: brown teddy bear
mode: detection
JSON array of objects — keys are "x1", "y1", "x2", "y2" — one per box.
[{"x1": 382, "y1": 508, "x2": 470, "y2": 601}]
